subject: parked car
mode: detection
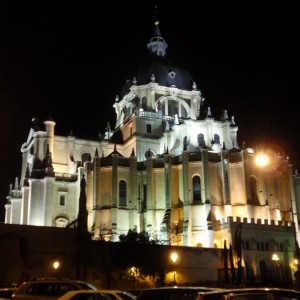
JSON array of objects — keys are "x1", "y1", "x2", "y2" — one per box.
[
  {"x1": 11, "y1": 278, "x2": 98, "y2": 300},
  {"x1": 136, "y1": 286, "x2": 225, "y2": 300},
  {"x1": 124, "y1": 290, "x2": 142, "y2": 298},
  {"x1": 196, "y1": 287, "x2": 300, "y2": 300},
  {"x1": 0, "y1": 287, "x2": 16, "y2": 299},
  {"x1": 57, "y1": 289, "x2": 137, "y2": 300}
]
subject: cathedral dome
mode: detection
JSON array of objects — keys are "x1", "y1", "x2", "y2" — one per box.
[
  {"x1": 120, "y1": 15, "x2": 195, "y2": 97},
  {"x1": 136, "y1": 57, "x2": 194, "y2": 90}
]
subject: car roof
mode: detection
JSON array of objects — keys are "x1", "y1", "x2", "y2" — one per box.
[
  {"x1": 74, "y1": 290, "x2": 131, "y2": 292},
  {"x1": 13, "y1": 278, "x2": 98, "y2": 293},
  {"x1": 136, "y1": 286, "x2": 226, "y2": 299},
  {"x1": 198, "y1": 287, "x2": 300, "y2": 295},
  {"x1": 140, "y1": 287, "x2": 225, "y2": 291},
  {"x1": 17, "y1": 278, "x2": 96, "y2": 287},
  {"x1": 57, "y1": 289, "x2": 136, "y2": 299},
  {"x1": 27, "y1": 278, "x2": 92, "y2": 283}
]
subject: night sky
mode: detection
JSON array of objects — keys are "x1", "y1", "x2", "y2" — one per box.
[{"x1": 1, "y1": 1, "x2": 300, "y2": 221}]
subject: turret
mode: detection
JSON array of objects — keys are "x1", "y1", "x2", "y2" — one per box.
[{"x1": 43, "y1": 118, "x2": 56, "y2": 156}]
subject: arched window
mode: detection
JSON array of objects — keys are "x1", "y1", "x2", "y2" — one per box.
[
  {"x1": 213, "y1": 134, "x2": 220, "y2": 144},
  {"x1": 144, "y1": 149, "x2": 155, "y2": 159},
  {"x1": 193, "y1": 176, "x2": 201, "y2": 202},
  {"x1": 81, "y1": 152, "x2": 91, "y2": 163},
  {"x1": 127, "y1": 103, "x2": 133, "y2": 117},
  {"x1": 119, "y1": 180, "x2": 127, "y2": 207},
  {"x1": 160, "y1": 98, "x2": 189, "y2": 118},
  {"x1": 142, "y1": 97, "x2": 147, "y2": 110},
  {"x1": 183, "y1": 136, "x2": 188, "y2": 148},
  {"x1": 197, "y1": 134, "x2": 205, "y2": 147}
]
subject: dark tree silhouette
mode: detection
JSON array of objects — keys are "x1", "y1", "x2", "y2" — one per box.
[
  {"x1": 117, "y1": 228, "x2": 168, "y2": 286},
  {"x1": 229, "y1": 243, "x2": 236, "y2": 284},
  {"x1": 224, "y1": 240, "x2": 229, "y2": 284}
]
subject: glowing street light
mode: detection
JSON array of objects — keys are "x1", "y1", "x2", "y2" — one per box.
[
  {"x1": 171, "y1": 252, "x2": 178, "y2": 264},
  {"x1": 53, "y1": 261, "x2": 60, "y2": 277},
  {"x1": 255, "y1": 153, "x2": 270, "y2": 167},
  {"x1": 170, "y1": 252, "x2": 178, "y2": 285},
  {"x1": 272, "y1": 253, "x2": 280, "y2": 281},
  {"x1": 272, "y1": 253, "x2": 279, "y2": 263}
]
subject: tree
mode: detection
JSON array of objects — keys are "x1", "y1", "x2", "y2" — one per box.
[
  {"x1": 117, "y1": 228, "x2": 167, "y2": 286},
  {"x1": 235, "y1": 222, "x2": 243, "y2": 285},
  {"x1": 229, "y1": 243, "x2": 236, "y2": 284},
  {"x1": 119, "y1": 228, "x2": 158, "y2": 244},
  {"x1": 224, "y1": 241, "x2": 229, "y2": 284}
]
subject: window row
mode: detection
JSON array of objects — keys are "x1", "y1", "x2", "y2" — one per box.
[{"x1": 57, "y1": 176, "x2": 202, "y2": 209}]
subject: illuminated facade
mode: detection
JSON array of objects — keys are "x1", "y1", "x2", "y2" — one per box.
[{"x1": 4, "y1": 17, "x2": 300, "y2": 282}]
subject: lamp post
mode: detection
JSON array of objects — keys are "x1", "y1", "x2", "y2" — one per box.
[
  {"x1": 53, "y1": 261, "x2": 60, "y2": 278},
  {"x1": 170, "y1": 252, "x2": 178, "y2": 285}
]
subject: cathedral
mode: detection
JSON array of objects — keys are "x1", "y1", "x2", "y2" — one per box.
[{"x1": 4, "y1": 15, "x2": 300, "y2": 281}]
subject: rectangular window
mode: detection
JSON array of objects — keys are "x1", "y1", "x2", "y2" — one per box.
[
  {"x1": 147, "y1": 124, "x2": 151, "y2": 133},
  {"x1": 119, "y1": 180, "x2": 127, "y2": 207},
  {"x1": 245, "y1": 241, "x2": 249, "y2": 250},
  {"x1": 280, "y1": 243, "x2": 283, "y2": 252},
  {"x1": 59, "y1": 195, "x2": 66, "y2": 206}
]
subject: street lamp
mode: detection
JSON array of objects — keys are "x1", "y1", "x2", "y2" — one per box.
[
  {"x1": 129, "y1": 266, "x2": 139, "y2": 288},
  {"x1": 53, "y1": 261, "x2": 60, "y2": 277},
  {"x1": 272, "y1": 253, "x2": 279, "y2": 262},
  {"x1": 272, "y1": 253, "x2": 280, "y2": 281},
  {"x1": 170, "y1": 252, "x2": 178, "y2": 285}
]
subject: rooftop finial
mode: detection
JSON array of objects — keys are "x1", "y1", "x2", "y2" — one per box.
[
  {"x1": 153, "y1": 5, "x2": 159, "y2": 26},
  {"x1": 147, "y1": 5, "x2": 168, "y2": 57}
]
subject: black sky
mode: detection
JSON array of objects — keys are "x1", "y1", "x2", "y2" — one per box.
[{"x1": 1, "y1": 1, "x2": 300, "y2": 221}]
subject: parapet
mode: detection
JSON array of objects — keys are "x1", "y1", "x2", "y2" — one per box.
[{"x1": 217, "y1": 216, "x2": 293, "y2": 230}]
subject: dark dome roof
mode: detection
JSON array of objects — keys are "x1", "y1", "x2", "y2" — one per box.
[
  {"x1": 136, "y1": 56, "x2": 194, "y2": 90},
  {"x1": 119, "y1": 18, "x2": 195, "y2": 98}
]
